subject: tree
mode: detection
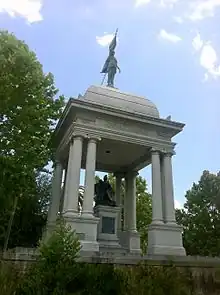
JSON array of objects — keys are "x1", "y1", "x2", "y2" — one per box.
[
  {"x1": 0, "y1": 30, "x2": 64, "y2": 250},
  {"x1": 95, "y1": 174, "x2": 152, "y2": 253},
  {"x1": 176, "y1": 170, "x2": 220, "y2": 257}
]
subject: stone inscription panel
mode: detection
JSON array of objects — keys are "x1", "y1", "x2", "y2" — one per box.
[{"x1": 102, "y1": 217, "x2": 115, "y2": 234}]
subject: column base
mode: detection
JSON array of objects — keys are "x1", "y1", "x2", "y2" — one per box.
[
  {"x1": 119, "y1": 230, "x2": 141, "y2": 254},
  {"x1": 63, "y1": 213, "x2": 100, "y2": 252},
  {"x1": 147, "y1": 222, "x2": 186, "y2": 256},
  {"x1": 42, "y1": 221, "x2": 56, "y2": 243}
]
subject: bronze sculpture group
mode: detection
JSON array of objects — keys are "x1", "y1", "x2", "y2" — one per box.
[{"x1": 94, "y1": 175, "x2": 116, "y2": 207}]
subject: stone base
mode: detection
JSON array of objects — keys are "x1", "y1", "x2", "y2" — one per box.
[
  {"x1": 147, "y1": 222, "x2": 186, "y2": 256},
  {"x1": 94, "y1": 205, "x2": 121, "y2": 250},
  {"x1": 119, "y1": 231, "x2": 141, "y2": 254},
  {"x1": 63, "y1": 213, "x2": 100, "y2": 252},
  {"x1": 43, "y1": 222, "x2": 56, "y2": 243}
]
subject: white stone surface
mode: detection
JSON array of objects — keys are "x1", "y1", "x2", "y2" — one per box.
[
  {"x1": 162, "y1": 153, "x2": 176, "y2": 224},
  {"x1": 51, "y1": 85, "x2": 186, "y2": 257},
  {"x1": 82, "y1": 138, "x2": 97, "y2": 217},
  {"x1": 147, "y1": 223, "x2": 186, "y2": 256},
  {"x1": 151, "y1": 150, "x2": 163, "y2": 224},
  {"x1": 115, "y1": 173, "x2": 123, "y2": 230},
  {"x1": 47, "y1": 161, "x2": 63, "y2": 224},
  {"x1": 126, "y1": 171, "x2": 138, "y2": 232},
  {"x1": 82, "y1": 85, "x2": 160, "y2": 118},
  {"x1": 63, "y1": 136, "x2": 83, "y2": 215},
  {"x1": 119, "y1": 231, "x2": 141, "y2": 254},
  {"x1": 94, "y1": 205, "x2": 121, "y2": 250},
  {"x1": 64, "y1": 215, "x2": 100, "y2": 252}
]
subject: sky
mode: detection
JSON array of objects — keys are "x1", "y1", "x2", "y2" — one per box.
[{"x1": 0, "y1": 0, "x2": 220, "y2": 209}]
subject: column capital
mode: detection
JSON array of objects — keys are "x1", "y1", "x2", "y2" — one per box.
[
  {"x1": 69, "y1": 134, "x2": 84, "y2": 145},
  {"x1": 162, "y1": 149, "x2": 176, "y2": 157},
  {"x1": 114, "y1": 172, "x2": 125, "y2": 178},
  {"x1": 125, "y1": 171, "x2": 139, "y2": 179},
  {"x1": 86, "y1": 135, "x2": 101, "y2": 143},
  {"x1": 150, "y1": 148, "x2": 161, "y2": 155}
]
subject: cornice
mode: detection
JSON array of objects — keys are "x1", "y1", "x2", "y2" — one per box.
[{"x1": 70, "y1": 99, "x2": 185, "y2": 130}]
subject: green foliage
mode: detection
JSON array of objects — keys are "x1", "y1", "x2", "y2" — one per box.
[
  {"x1": 0, "y1": 262, "x2": 22, "y2": 295},
  {"x1": 17, "y1": 219, "x2": 81, "y2": 294},
  {"x1": 70, "y1": 264, "x2": 127, "y2": 295},
  {"x1": 136, "y1": 176, "x2": 152, "y2": 254},
  {"x1": 0, "y1": 30, "x2": 64, "y2": 249},
  {"x1": 1, "y1": 225, "x2": 220, "y2": 295},
  {"x1": 0, "y1": 171, "x2": 52, "y2": 248},
  {"x1": 126, "y1": 264, "x2": 192, "y2": 295},
  {"x1": 176, "y1": 170, "x2": 220, "y2": 256}
]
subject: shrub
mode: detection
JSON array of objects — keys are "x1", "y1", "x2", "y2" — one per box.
[
  {"x1": 125, "y1": 263, "x2": 192, "y2": 295},
  {"x1": 17, "y1": 219, "x2": 81, "y2": 294},
  {"x1": 0, "y1": 261, "x2": 22, "y2": 295}
]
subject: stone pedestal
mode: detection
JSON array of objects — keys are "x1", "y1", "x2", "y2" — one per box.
[
  {"x1": 64, "y1": 214, "x2": 100, "y2": 252},
  {"x1": 119, "y1": 231, "x2": 141, "y2": 254},
  {"x1": 94, "y1": 205, "x2": 121, "y2": 251},
  {"x1": 147, "y1": 223, "x2": 186, "y2": 256}
]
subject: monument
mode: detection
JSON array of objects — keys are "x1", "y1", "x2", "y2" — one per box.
[{"x1": 46, "y1": 31, "x2": 186, "y2": 257}]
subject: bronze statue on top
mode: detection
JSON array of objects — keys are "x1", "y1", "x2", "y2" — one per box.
[
  {"x1": 101, "y1": 29, "x2": 121, "y2": 88},
  {"x1": 94, "y1": 175, "x2": 116, "y2": 207}
]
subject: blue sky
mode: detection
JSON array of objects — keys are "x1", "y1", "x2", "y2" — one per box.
[{"x1": 1, "y1": 0, "x2": 220, "y2": 208}]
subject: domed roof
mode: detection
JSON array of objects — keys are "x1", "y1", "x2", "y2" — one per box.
[{"x1": 82, "y1": 85, "x2": 159, "y2": 118}]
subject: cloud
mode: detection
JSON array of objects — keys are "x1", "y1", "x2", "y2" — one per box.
[
  {"x1": 192, "y1": 32, "x2": 203, "y2": 51},
  {"x1": 96, "y1": 33, "x2": 116, "y2": 47},
  {"x1": 135, "y1": 0, "x2": 151, "y2": 7},
  {"x1": 173, "y1": 16, "x2": 183, "y2": 23},
  {"x1": 159, "y1": 29, "x2": 182, "y2": 43},
  {"x1": 175, "y1": 199, "x2": 183, "y2": 209},
  {"x1": 160, "y1": 0, "x2": 179, "y2": 8},
  {"x1": 0, "y1": 0, "x2": 43, "y2": 23},
  {"x1": 200, "y1": 43, "x2": 220, "y2": 79},
  {"x1": 192, "y1": 33, "x2": 220, "y2": 80},
  {"x1": 188, "y1": 0, "x2": 220, "y2": 21}
]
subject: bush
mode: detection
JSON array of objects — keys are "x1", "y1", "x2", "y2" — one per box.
[
  {"x1": 126, "y1": 263, "x2": 192, "y2": 295},
  {"x1": 0, "y1": 261, "x2": 22, "y2": 295},
  {"x1": 1, "y1": 219, "x2": 219, "y2": 294},
  {"x1": 17, "y1": 219, "x2": 81, "y2": 294}
]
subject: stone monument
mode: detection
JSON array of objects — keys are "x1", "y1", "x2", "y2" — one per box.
[{"x1": 46, "y1": 31, "x2": 186, "y2": 257}]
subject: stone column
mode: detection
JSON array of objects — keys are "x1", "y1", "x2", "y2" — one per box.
[
  {"x1": 115, "y1": 173, "x2": 123, "y2": 206},
  {"x1": 63, "y1": 135, "x2": 83, "y2": 216},
  {"x1": 151, "y1": 149, "x2": 163, "y2": 224},
  {"x1": 82, "y1": 138, "x2": 98, "y2": 217},
  {"x1": 114, "y1": 172, "x2": 123, "y2": 230},
  {"x1": 162, "y1": 152, "x2": 176, "y2": 224},
  {"x1": 59, "y1": 167, "x2": 67, "y2": 213},
  {"x1": 123, "y1": 175, "x2": 129, "y2": 230},
  {"x1": 127, "y1": 171, "x2": 138, "y2": 232},
  {"x1": 47, "y1": 161, "x2": 63, "y2": 224}
]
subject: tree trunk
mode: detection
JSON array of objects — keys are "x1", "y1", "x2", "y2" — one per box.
[{"x1": 3, "y1": 195, "x2": 19, "y2": 257}]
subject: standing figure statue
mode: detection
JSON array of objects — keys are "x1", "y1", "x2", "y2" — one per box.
[
  {"x1": 101, "y1": 29, "x2": 121, "y2": 88},
  {"x1": 94, "y1": 175, "x2": 116, "y2": 207}
]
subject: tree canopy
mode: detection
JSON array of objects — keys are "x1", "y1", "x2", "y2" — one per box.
[
  {"x1": 0, "y1": 30, "x2": 64, "y2": 249},
  {"x1": 176, "y1": 170, "x2": 220, "y2": 257}
]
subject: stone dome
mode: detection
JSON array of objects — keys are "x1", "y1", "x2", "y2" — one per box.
[{"x1": 82, "y1": 85, "x2": 160, "y2": 118}]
